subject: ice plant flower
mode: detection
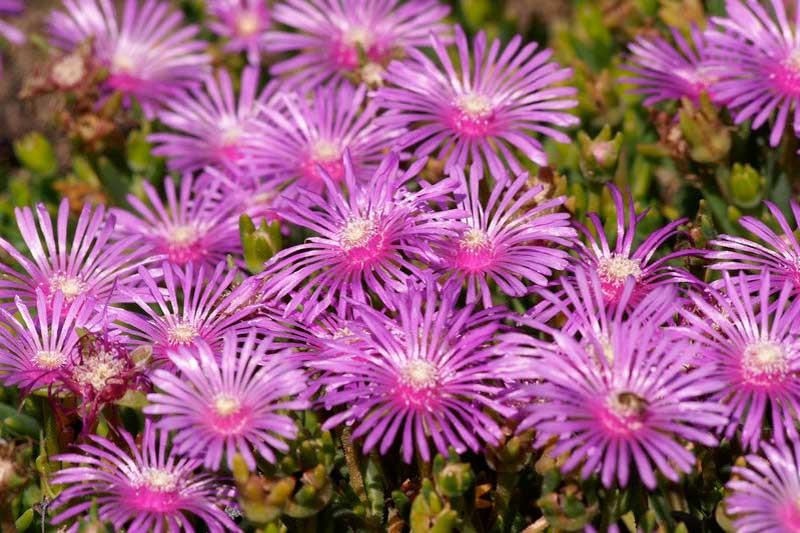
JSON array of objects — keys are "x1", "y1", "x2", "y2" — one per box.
[
  {"x1": 50, "y1": 421, "x2": 237, "y2": 531},
  {"x1": 375, "y1": 25, "x2": 578, "y2": 175},
  {"x1": 207, "y1": 0, "x2": 271, "y2": 64},
  {"x1": 314, "y1": 279, "x2": 519, "y2": 462},
  {"x1": 48, "y1": 0, "x2": 210, "y2": 117},
  {"x1": 574, "y1": 184, "x2": 699, "y2": 308},
  {"x1": 243, "y1": 82, "x2": 403, "y2": 196},
  {"x1": 431, "y1": 165, "x2": 576, "y2": 307},
  {"x1": 726, "y1": 442, "x2": 800, "y2": 532},
  {"x1": 0, "y1": 291, "x2": 95, "y2": 392},
  {"x1": 259, "y1": 152, "x2": 461, "y2": 319},
  {"x1": 0, "y1": 0, "x2": 25, "y2": 77},
  {"x1": 0, "y1": 198, "x2": 153, "y2": 309},
  {"x1": 676, "y1": 273, "x2": 800, "y2": 450},
  {"x1": 512, "y1": 285, "x2": 728, "y2": 489},
  {"x1": 145, "y1": 330, "x2": 308, "y2": 470},
  {"x1": 263, "y1": 0, "x2": 450, "y2": 87},
  {"x1": 111, "y1": 174, "x2": 240, "y2": 269},
  {"x1": 705, "y1": 0, "x2": 800, "y2": 146},
  {"x1": 150, "y1": 67, "x2": 278, "y2": 175},
  {"x1": 621, "y1": 25, "x2": 718, "y2": 105},
  {"x1": 708, "y1": 200, "x2": 800, "y2": 294}
]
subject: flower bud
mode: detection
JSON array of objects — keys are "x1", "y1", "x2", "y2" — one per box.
[
  {"x1": 728, "y1": 163, "x2": 764, "y2": 209},
  {"x1": 678, "y1": 93, "x2": 731, "y2": 164},
  {"x1": 433, "y1": 454, "x2": 474, "y2": 498},
  {"x1": 13, "y1": 132, "x2": 58, "y2": 177},
  {"x1": 577, "y1": 125, "x2": 623, "y2": 183}
]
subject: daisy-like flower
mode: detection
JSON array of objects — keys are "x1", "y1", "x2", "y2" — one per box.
[
  {"x1": 260, "y1": 152, "x2": 461, "y2": 319},
  {"x1": 145, "y1": 330, "x2": 308, "y2": 471},
  {"x1": 243, "y1": 82, "x2": 403, "y2": 196},
  {"x1": 263, "y1": 0, "x2": 450, "y2": 87},
  {"x1": 708, "y1": 200, "x2": 800, "y2": 294},
  {"x1": 677, "y1": 273, "x2": 800, "y2": 450},
  {"x1": 207, "y1": 0, "x2": 271, "y2": 65},
  {"x1": 50, "y1": 421, "x2": 237, "y2": 532},
  {"x1": 150, "y1": 67, "x2": 278, "y2": 175},
  {"x1": 111, "y1": 174, "x2": 240, "y2": 269},
  {"x1": 0, "y1": 290, "x2": 95, "y2": 391},
  {"x1": 513, "y1": 285, "x2": 728, "y2": 489},
  {"x1": 621, "y1": 25, "x2": 718, "y2": 105},
  {"x1": 574, "y1": 184, "x2": 699, "y2": 308},
  {"x1": 48, "y1": 0, "x2": 210, "y2": 117},
  {"x1": 705, "y1": 0, "x2": 800, "y2": 146},
  {"x1": 0, "y1": 198, "x2": 153, "y2": 309},
  {"x1": 375, "y1": 25, "x2": 578, "y2": 175},
  {"x1": 114, "y1": 262, "x2": 256, "y2": 360},
  {"x1": 314, "y1": 278, "x2": 520, "y2": 463},
  {"x1": 431, "y1": 165, "x2": 576, "y2": 308},
  {"x1": 726, "y1": 442, "x2": 800, "y2": 532}
]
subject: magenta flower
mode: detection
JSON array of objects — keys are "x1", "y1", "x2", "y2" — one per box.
[
  {"x1": 263, "y1": 0, "x2": 450, "y2": 87},
  {"x1": 621, "y1": 25, "x2": 718, "y2": 105},
  {"x1": 727, "y1": 442, "x2": 800, "y2": 533},
  {"x1": 48, "y1": 0, "x2": 210, "y2": 117},
  {"x1": 706, "y1": 0, "x2": 800, "y2": 146},
  {"x1": 150, "y1": 67, "x2": 278, "y2": 175},
  {"x1": 708, "y1": 200, "x2": 800, "y2": 294},
  {"x1": 243, "y1": 82, "x2": 403, "y2": 197},
  {"x1": 111, "y1": 174, "x2": 240, "y2": 269},
  {"x1": 676, "y1": 273, "x2": 800, "y2": 450},
  {"x1": 375, "y1": 25, "x2": 578, "y2": 175},
  {"x1": 314, "y1": 279, "x2": 519, "y2": 462},
  {"x1": 145, "y1": 330, "x2": 308, "y2": 471},
  {"x1": 0, "y1": 198, "x2": 153, "y2": 310},
  {"x1": 114, "y1": 262, "x2": 256, "y2": 360},
  {"x1": 513, "y1": 286, "x2": 728, "y2": 489},
  {"x1": 0, "y1": 290, "x2": 96, "y2": 392},
  {"x1": 574, "y1": 184, "x2": 699, "y2": 308},
  {"x1": 431, "y1": 165, "x2": 576, "y2": 307},
  {"x1": 50, "y1": 421, "x2": 237, "y2": 532},
  {"x1": 259, "y1": 152, "x2": 461, "y2": 319},
  {"x1": 207, "y1": 0, "x2": 271, "y2": 64},
  {"x1": 0, "y1": 1, "x2": 24, "y2": 47}
]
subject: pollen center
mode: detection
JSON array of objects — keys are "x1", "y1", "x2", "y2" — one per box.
[
  {"x1": 33, "y1": 350, "x2": 66, "y2": 370},
  {"x1": 139, "y1": 468, "x2": 179, "y2": 492},
  {"x1": 345, "y1": 26, "x2": 372, "y2": 47},
  {"x1": 453, "y1": 228, "x2": 496, "y2": 272},
  {"x1": 400, "y1": 359, "x2": 439, "y2": 390},
  {"x1": 236, "y1": 11, "x2": 261, "y2": 37},
  {"x1": 339, "y1": 217, "x2": 377, "y2": 250},
  {"x1": 167, "y1": 321, "x2": 198, "y2": 345},
  {"x1": 49, "y1": 274, "x2": 87, "y2": 300},
  {"x1": 601, "y1": 390, "x2": 647, "y2": 434},
  {"x1": 597, "y1": 254, "x2": 643, "y2": 284},
  {"x1": 742, "y1": 341, "x2": 788, "y2": 380},
  {"x1": 169, "y1": 225, "x2": 197, "y2": 247},
  {"x1": 213, "y1": 395, "x2": 241, "y2": 416},
  {"x1": 72, "y1": 350, "x2": 126, "y2": 391},
  {"x1": 52, "y1": 53, "x2": 86, "y2": 88},
  {"x1": 452, "y1": 93, "x2": 495, "y2": 137}
]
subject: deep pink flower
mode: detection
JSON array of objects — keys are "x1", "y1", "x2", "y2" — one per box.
[{"x1": 207, "y1": 0, "x2": 271, "y2": 64}]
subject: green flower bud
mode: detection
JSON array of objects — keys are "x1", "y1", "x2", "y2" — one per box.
[
  {"x1": 410, "y1": 479, "x2": 458, "y2": 533},
  {"x1": 126, "y1": 129, "x2": 155, "y2": 174},
  {"x1": 14, "y1": 509, "x2": 34, "y2": 532},
  {"x1": 240, "y1": 215, "x2": 282, "y2": 274},
  {"x1": 433, "y1": 455, "x2": 474, "y2": 498},
  {"x1": 577, "y1": 125, "x2": 623, "y2": 183},
  {"x1": 729, "y1": 163, "x2": 764, "y2": 209},
  {"x1": 13, "y1": 132, "x2": 58, "y2": 177},
  {"x1": 678, "y1": 93, "x2": 731, "y2": 164}
]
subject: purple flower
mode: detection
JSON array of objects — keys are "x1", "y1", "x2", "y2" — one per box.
[
  {"x1": 314, "y1": 279, "x2": 519, "y2": 462},
  {"x1": 574, "y1": 184, "x2": 699, "y2": 308},
  {"x1": 263, "y1": 0, "x2": 450, "y2": 88},
  {"x1": 207, "y1": 0, "x2": 271, "y2": 64},
  {"x1": 431, "y1": 165, "x2": 576, "y2": 307},
  {"x1": 708, "y1": 200, "x2": 800, "y2": 294},
  {"x1": 621, "y1": 25, "x2": 719, "y2": 105},
  {"x1": 48, "y1": 0, "x2": 210, "y2": 117},
  {"x1": 149, "y1": 67, "x2": 278, "y2": 175},
  {"x1": 375, "y1": 25, "x2": 578, "y2": 175},
  {"x1": 111, "y1": 174, "x2": 240, "y2": 269},
  {"x1": 0, "y1": 198, "x2": 153, "y2": 310},
  {"x1": 727, "y1": 442, "x2": 800, "y2": 532},
  {"x1": 512, "y1": 285, "x2": 728, "y2": 489},
  {"x1": 259, "y1": 152, "x2": 461, "y2": 319},
  {"x1": 0, "y1": 0, "x2": 24, "y2": 46},
  {"x1": 50, "y1": 421, "x2": 237, "y2": 532},
  {"x1": 705, "y1": 0, "x2": 800, "y2": 146},
  {"x1": 243, "y1": 82, "x2": 403, "y2": 197},
  {"x1": 676, "y1": 273, "x2": 800, "y2": 450},
  {"x1": 0, "y1": 290, "x2": 96, "y2": 391},
  {"x1": 114, "y1": 262, "x2": 256, "y2": 360},
  {"x1": 145, "y1": 330, "x2": 308, "y2": 471}
]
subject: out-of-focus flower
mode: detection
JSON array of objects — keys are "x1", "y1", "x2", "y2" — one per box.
[
  {"x1": 315, "y1": 278, "x2": 520, "y2": 462},
  {"x1": 263, "y1": 0, "x2": 450, "y2": 87},
  {"x1": 705, "y1": 0, "x2": 800, "y2": 146},
  {"x1": 259, "y1": 152, "x2": 461, "y2": 319},
  {"x1": 375, "y1": 25, "x2": 578, "y2": 175},
  {"x1": 430, "y1": 165, "x2": 576, "y2": 308},
  {"x1": 0, "y1": 0, "x2": 25, "y2": 77},
  {"x1": 243, "y1": 82, "x2": 403, "y2": 197},
  {"x1": 207, "y1": 0, "x2": 271, "y2": 64},
  {"x1": 48, "y1": 0, "x2": 210, "y2": 117},
  {"x1": 50, "y1": 421, "x2": 237, "y2": 531},
  {"x1": 150, "y1": 67, "x2": 278, "y2": 175},
  {"x1": 145, "y1": 330, "x2": 308, "y2": 471},
  {"x1": 0, "y1": 198, "x2": 154, "y2": 310}
]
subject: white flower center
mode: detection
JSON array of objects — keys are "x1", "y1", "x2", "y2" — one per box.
[
  {"x1": 213, "y1": 395, "x2": 241, "y2": 416},
  {"x1": 361, "y1": 62, "x2": 384, "y2": 85},
  {"x1": 344, "y1": 26, "x2": 372, "y2": 47},
  {"x1": 236, "y1": 11, "x2": 261, "y2": 37},
  {"x1": 138, "y1": 468, "x2": 179, "y2": 492},
  {"x1": 167, "y1": 321, "x2": 198, "y2": 345},
  {"x1": 169, "y1": 225, "x2": 197, "y2": 247},
  {"x1": 597, "y1": 254, "x2": 643, "y2": 284},
  {"x1": 112, "y1": 52, "x2": 135, "y2": 73},
  {"x1": 460, "y1": 228, "x2": 490, "y2": 250},
  {"x1": 50, "y1": 274, "x2": 86, "y2": 300},
  {"x1": 72, "y1": 350, "x2": 126, "y2": 391},
  {"x1": 33, "y1": 350, "x2": 66, "y2": 370},
  {"x1": 458, "y1": 93, "x2": 493, "y2": 118},
  {"x1": 400, "y1": 359, "x2": 439, "y2": 390},
  {"x1": 52, "y1": 53, "x2": 85, "y2": 87},
  {"x1": 339, "y1": 217, "x2": 377, "y2": 250},
  {"x1": 312, "y1": 140, "x2": 340, "y2": 162},
  {"x1": 743, "y1": 341, "x2": 788, "y2": 377}
]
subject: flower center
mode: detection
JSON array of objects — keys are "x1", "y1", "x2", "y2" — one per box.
[
  {"x1": 772, "y1": 49, "x2": 800, "y2": 97},
  {"x1": 400, "y1": 359, "x2": 439, "y2": 390},
  {"x1": 344, "y1": 26, "x2": 372, "y2": 47},
  {"x1": 597, "y1": 254, "x2": 643, "y2": 284},
  {"x1": 361, "y1": 62, "x2": 384, "y2": 85},
  {"x1": 213, "y1": 395, "x2": 241, "y2": 416},
  {"x1": 167, "y1": 321, "x2": 198, "y2": 345},
  {"x1": 451, "y1": 93, "x2": 495, "y2": 138},
  {"x1": 299, "y1": 141, "x2": 345, "y2": 184},
  {"x1": 235, "y1": 11, "x2": 261, "y2": 37},
  {"x1": 49, "y1": 274, "x2": 87, "y2": 300},
  {"x1": 169, "y1": 225, "x2": 197, "y2": 247},
  {"x1": 52, "y1": 53, "x2": 86, "y2": 88},
  {"x1": 111, "y1": 51, "x2": 136, "y2": 74},
  {"x1": 742, "y1": 341, "x2": 788, "y2": 382},
  {"x1": 138, "y1": 468, "x2": 179, "y2": 492},
  {"x1": 452, "y1": 228, "x2": 497, "y2": 272},
  {"x1": 72, "y1": 350, "x2": 126, "y2": 392},
  {"x1": 163, "y1": 224, "x2": 205, "y2": 265},
  {"x1": 32, "y1": 350, "x2": 66, "y2": 370},
  {"x1": 601, "y1": 391, "x2": 647, "y2": 435},
  {"x1": 339, "y1": 217, "x2": 377, "y2": 250}
]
